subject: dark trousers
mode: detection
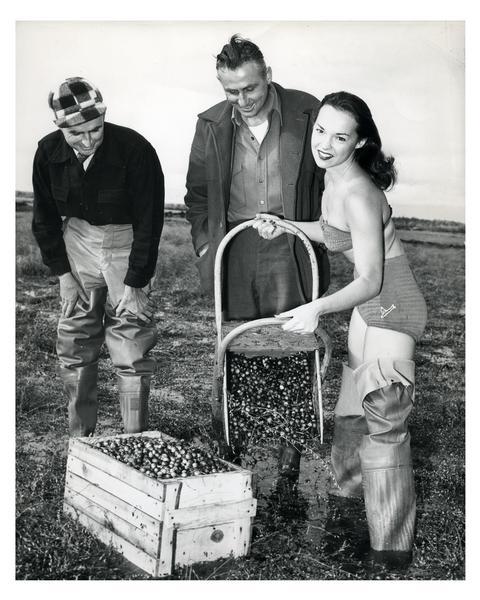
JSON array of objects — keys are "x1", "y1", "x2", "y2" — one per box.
[{"x1": 224, "y1": 226, "x2": 304, "y2": 320}]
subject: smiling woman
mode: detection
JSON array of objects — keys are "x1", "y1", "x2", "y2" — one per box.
[
  {"x1": 312, "y1": 92, "x2": 397, "y2": 193},
  {"x1": 312, "y1": 104, "x2": 366, "y2": 169},
  {"x1": 253, "y1": 89, "x2": 427, "y2": 569}
]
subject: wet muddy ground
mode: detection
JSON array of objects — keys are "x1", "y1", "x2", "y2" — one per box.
[{"x1": 16, "y1": 214, "x2": 465, "y2": 580}]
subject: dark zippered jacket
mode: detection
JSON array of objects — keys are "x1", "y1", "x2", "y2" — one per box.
[
  {"x1": 32, "y1": 122, "x2": 164, "y2": 288},
  {"x1": 184, "y1": 82, "x2": 329, "y2": 300}
]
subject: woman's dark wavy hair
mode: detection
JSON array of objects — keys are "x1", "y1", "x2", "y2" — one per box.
[{"x1": 319, "y1": 91, "x2": 397, "y2": 191}]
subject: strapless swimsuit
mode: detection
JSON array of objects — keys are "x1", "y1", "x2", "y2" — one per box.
[{"x1": 319, "y1": 209, "x2": 427, "y2": 341}]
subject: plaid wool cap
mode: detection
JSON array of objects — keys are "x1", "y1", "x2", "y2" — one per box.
[{"x1": 48, "y1": 77, "x2": 106, "y2": 128}]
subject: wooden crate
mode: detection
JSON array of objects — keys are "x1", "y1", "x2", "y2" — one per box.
[{"x1": 63, "y1": 431, "x2": 257, "y2": 577}]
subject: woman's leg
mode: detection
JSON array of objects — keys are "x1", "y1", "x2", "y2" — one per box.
[
  {"x1": 362, "y1": 327, "x2": 415, "y2": 362},
  {"x1": 347, "y1": 307, "x2": 368, "y2": 369}
]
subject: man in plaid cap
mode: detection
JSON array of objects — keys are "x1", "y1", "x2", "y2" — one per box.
[{"x1": 32, "y1": 77, "x2": 164, "y2": 437}]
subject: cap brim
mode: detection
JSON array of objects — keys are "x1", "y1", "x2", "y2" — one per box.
[{"x1": 54, "y1": 104, "x2": 106, "y2": 128}]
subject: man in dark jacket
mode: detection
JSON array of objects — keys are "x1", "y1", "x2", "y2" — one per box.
[
  {"x1": 185, "y1": 35, "x2": 329, "y2": 317},
  {"x1": 185, "y1": 36, "x2": 329, "y2": 474},
  {"x1": 32, "y1": 77, "x2": 164, "y2": 436}
]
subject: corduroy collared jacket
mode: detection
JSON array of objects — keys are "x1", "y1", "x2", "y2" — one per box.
[
  {"x1": 184, "y1": 82, "x2": 329, "y2": 300},
  {"x1": 32, "y1": 122, "x2": 164, "y2": 288}
]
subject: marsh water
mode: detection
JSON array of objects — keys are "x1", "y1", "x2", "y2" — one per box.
[{"x1": 234, "y1": 445, "x2": 391, "y2": 579}]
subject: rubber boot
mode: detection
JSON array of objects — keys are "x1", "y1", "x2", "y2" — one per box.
[
  {"x1": 331, "y1": 363, "x2": 367, "y2": 497},
  {"x1": 117, "y1": 373, "x2": 150, "y2": 433},
  {"x1": 60, "y1": 363, "x2": 99, "y2": 437},
  {"x1": 278, "y1": 441, "x2": 302, "y2": 481},
  {"x1": 354, "y1": 358, "x2": 416, "y2": 564},
  {"x1": 361, "y1": 405, "x2": 416, "y2": 555},
  {"x1": 331, "y1": 415, "x2": 369, "y2": 497}
]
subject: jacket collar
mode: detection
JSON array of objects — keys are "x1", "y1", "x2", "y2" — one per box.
[
  {"x1": 48, "y1": 122, "x2": 124, "y2": 167},
  {"x1": 197, "y1": 99, "x2": 232, "y2": 124},
  {"x1": 49, "y1": 133, "x2": 76, "y2": 164}
]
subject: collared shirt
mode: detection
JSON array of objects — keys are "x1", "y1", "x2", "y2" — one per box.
[
  {"x1": 228, "y1": 85, "x2": 284, "y2": 222},
  {"x1": 74, "y1": 149, "x2": 94, "y2": 170}
]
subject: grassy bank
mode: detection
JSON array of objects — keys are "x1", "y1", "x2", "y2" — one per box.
[{"x1": 16, "y1": 210, "x2": 465, "y2": 580}]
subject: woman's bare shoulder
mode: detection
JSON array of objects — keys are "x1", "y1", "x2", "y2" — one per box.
[
  {"x1": 346, "y1": 175, "x2": 384, "y2": 209},
  {"x1": 343, "y1": 176, "x2": 388, "y2": 231}
]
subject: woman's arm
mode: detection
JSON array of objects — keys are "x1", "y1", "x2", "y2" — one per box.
[{"x1": 278, "y1": 192, "x2": 385, "y2": 333}]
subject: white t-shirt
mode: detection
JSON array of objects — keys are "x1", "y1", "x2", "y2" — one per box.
[{"x1": 248, "y1": 120, "x2": 269, "y2": 144}]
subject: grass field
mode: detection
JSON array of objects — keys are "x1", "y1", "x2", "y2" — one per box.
[{"x1": 15, "y1": 210, "x2": 465, "y2": 580}]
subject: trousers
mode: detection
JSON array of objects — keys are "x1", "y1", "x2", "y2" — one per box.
[
  {"x1": 224, "y1": 225, "x2": 305, "y2": 320},
  {"x1": 57, "y1": 218, "x2": 157, "y2": 436}
]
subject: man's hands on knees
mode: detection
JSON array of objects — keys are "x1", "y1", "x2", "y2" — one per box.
[
  {"x1": 116, "y1": 285, "x2": 155, "y2": 322},
  {"x1": 59, "y1": 272, "x2": 89, "y2": 318}
]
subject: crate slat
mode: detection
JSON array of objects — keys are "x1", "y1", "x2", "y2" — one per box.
[
  {"x1": 174, "y1": 520, "x2": 246, "y2": 567},
  {"x1": 234, "y1": 517, "x2": 254, "y2": 556},
  {"x1": 66, "y1": 454, "x2": 165, "y2": 519},
  {"x1": 64, "y1": 488, "x2": 160, "y2": 555},
  {"x1": 174, "y1": 471, "x2": 253, "y2": 508},
  {"x1": 63, "y1": 503, "x2": 158, "y2": 576},
  {"x1": 166, "y1": 498, "x2": 257, "y2": 529},
  {"x1": 66, "y1": 471, "x2": 160, "y2": 531},
  {"x1": 155, "y1": 483, "x2": 179, "y2": 577}
]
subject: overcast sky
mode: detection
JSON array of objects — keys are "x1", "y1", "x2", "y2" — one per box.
[{"x1": 16, "y1": 20, "x2": 464, "y2": 221}]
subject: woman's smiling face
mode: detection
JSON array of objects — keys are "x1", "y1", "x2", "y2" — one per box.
[{"x1": 311, "y1": 104, "x2": 365, "y2": 169}]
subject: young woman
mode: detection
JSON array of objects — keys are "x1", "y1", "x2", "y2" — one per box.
[{"x1": 253, "y1": 91, "x2": 427, "y2": 567}]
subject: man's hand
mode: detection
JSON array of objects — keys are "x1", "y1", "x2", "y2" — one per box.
[
  {"x1": 59, "y1": 272, "x2": 89, "y2": 318},
  {"x1": 116, "y1": 285, "x2": 155, "y2": 322}
]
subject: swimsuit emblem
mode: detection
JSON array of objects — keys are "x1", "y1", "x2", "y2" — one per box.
[{"x1": 380, "y1": 304, "x2": 397, "y2": 319}]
